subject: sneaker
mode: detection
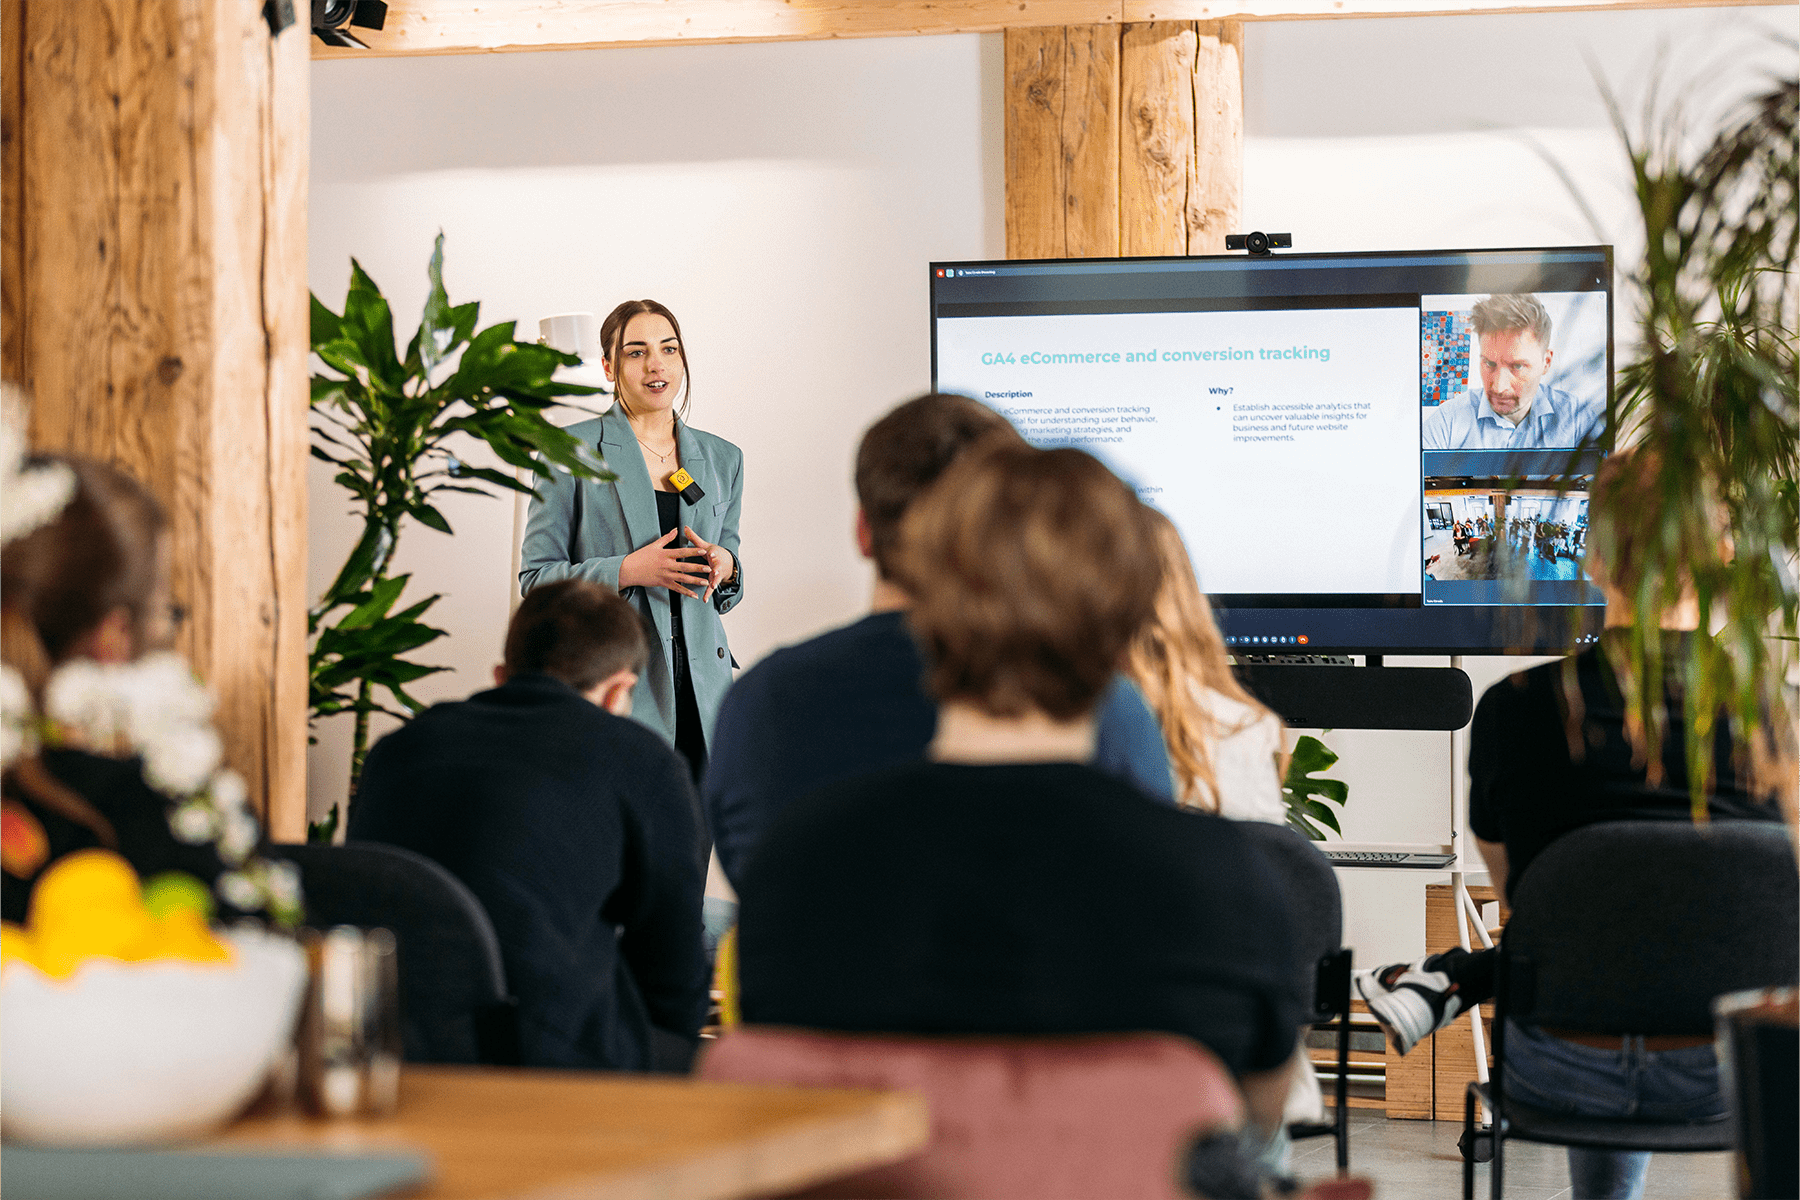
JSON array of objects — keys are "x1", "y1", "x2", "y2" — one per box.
[{"x1": 1355, "y1": 956, "x2": 1468, "y2": 1056}]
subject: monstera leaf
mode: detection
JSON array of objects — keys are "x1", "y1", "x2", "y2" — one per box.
[{"x1": 1282, "y1": 734, "x2": 1350, "y2": 841}]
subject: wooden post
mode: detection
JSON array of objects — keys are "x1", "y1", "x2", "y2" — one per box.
[
  {"x1": 2, "y1": 0, "x2": 310, "y2": 841},
  {"x1": 1120, "y1": 21, "x2": 1195, "y2": 257},
  {"x1": 1004, "y1": 26, "x2": 1119, "y2": 259},
  {"x1": 1188, "y1": 21, "x2": 1243, "y2": 255},
  {"x1": 1006, "y1": 20, "x2": 1241, "y2": 260}
]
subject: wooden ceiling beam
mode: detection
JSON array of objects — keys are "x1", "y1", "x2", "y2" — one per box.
[{"x1": 311, "y1": 0, "x2": 1783, "y2": 60}]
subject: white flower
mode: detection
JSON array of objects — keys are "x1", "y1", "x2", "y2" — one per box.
[
  {"x1": 125, "y1": 653, "x2": 214, "y2": 731},
  {"x1": 169, "y1": 802, "x2": 218, "y2": 845},
  {"x1": 1, "y1": 392, "x2": 76, "y2": 546},
  {"x1": 210, "y1": 770, "x2": 249, "y2": 813},
  {"x1": 219, "y1": 808, "x2": 260, "y2": 865},
  {"x1": 217, "y1": 871, "x2": 263, "y2": 913},
  {"x1": 266, "y1": 860, "x2": 303, "y2": 908},
  {"x1": 1, "y1": 665, "x2": 35, "y2": 769},
  {"x1": 141, "y1": 724, "x2": 223, "y2": 797},
  {"x1": 43, "y1": 660, "x2": 127, "y2": 749}
]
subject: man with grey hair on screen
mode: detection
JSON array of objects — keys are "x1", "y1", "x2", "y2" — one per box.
[{"x1": 1421, "y1": 294, "x2": 1601, "y2": 450}]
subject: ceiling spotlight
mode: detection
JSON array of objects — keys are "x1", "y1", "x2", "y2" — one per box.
[{"x1": 312, "y1": 0, "x2": 387, "y2": 49}]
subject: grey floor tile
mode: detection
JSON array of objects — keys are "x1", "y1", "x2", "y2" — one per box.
[{"x1": 1293, "y1": 1110, "x2": 1736, "y2": 1200}]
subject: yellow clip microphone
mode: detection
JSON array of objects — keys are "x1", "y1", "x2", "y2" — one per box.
[{"x1": 668, "y1": 468, "x2": 706, "y2": 506}]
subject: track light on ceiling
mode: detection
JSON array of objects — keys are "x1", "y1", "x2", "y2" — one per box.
[{"x1": 312, "y1": 0, "x2": 387, "y2": 50}]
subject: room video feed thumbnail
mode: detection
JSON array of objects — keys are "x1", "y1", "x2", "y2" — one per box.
[
  {"x1": 1420, "y1": 291, "x2": 1607, "y2": 450},
  {"x1": 1422, "y1": 478, "x2": 1605, "y2": 608}
]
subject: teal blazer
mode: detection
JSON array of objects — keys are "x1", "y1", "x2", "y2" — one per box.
[{"x1": 520, "y1": 404, "x2": 744, "y2": 752}]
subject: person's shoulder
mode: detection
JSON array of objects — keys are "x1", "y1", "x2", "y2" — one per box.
[
  {"x1": 741, "y1": 613, "x2": 912, "y2": 687},
  {"x1": 687, "y1": 424, "x2": 743, "y2": 464},
  {"x1": 564, "y1": 415, "x2": 608, "y2": 443}
]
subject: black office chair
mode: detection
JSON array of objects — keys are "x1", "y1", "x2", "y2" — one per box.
[
  {"x1": 272, "y1": 841, "x2": 520, "y2": 1066},
  {"x1": 1239, "y1": 821, "x2": 1354, "y2": 1171},
  {"x1": 1462, "y1": 820, "x2": 1799, "y2": 1200}
]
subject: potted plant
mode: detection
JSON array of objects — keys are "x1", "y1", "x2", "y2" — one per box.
[
  {"x1": 1592, "y1": 71, "x2": 1796, "y2": 1199},
  {"x1": 308, "y1": 234, "x2": 614, "y2": 838}
]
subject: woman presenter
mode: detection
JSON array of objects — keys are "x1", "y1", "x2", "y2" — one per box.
[{"x1": 520, "y1": 299, "x2": 743, "y2": 782}]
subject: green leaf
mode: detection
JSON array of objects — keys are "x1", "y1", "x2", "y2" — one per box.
[
  {"x1": 418, "y1": 231, "x2": 456, "y2": 377},
  {"x1": 310, "y1": 293, "x2": 344, "y2": 347},
  {"x1": 1282, "y1": 733, "x2": 1351, "y2": 841},
  {"x1": 337, "y1": 575, "x2": 409, "y2": 629},
  {"x1": 411, "y1": 503, "x2": 453, "y2": 535}
]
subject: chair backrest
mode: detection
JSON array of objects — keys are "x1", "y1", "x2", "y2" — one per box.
[
  {"x1": 1236, "y1": 821, "x2": 1344, "y2": 1017},
  {"x1": 699, "y1": 1027, "x2": 1241, "y2": 1200},
  {"x1": 1502, "y1": 820, "x2": 1799, "y2": 1036},
  {"x1": 272, "y1": 841, "x2": 517, "y2": 1065}
]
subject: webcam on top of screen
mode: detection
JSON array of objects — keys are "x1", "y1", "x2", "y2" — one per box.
[{"x1": 1224, "y1": 232, "x2": 1293, "y2": 256}]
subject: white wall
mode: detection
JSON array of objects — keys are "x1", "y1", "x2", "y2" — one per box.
[
  {"x1": 307, "y1": 34, "x2": 1005, "y2": 819},
  {"x1": 307, "y1": 9, "x2": 1794, "y2": 957}
]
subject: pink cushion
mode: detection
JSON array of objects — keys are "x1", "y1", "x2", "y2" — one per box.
[{"x1": 698, "y1": 1027, "x2": 1243, "y2": 1199}]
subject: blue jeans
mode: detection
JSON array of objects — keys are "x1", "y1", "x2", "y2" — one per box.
[{"x1": 1501, "y1": 1019, "x2": 1724, "y2": 1200}]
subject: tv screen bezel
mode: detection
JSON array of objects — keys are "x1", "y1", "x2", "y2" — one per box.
[{"x1": 927, "y1": 243, "x2": 1614, "y2": 657}]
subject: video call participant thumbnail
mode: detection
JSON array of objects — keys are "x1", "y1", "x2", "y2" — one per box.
[
  {"x1": 351, "y1": 580, "x2": 709, "y2": 1073},
  {"x1": 736, "y1": 441, "x2": 1307, "y2": 1140},
  {"x1": 1421, "y1": 294, "x2": 1602, "y2": 450}
]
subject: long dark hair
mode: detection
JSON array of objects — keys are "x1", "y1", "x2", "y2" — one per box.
[{"x1": 600, "y1": 299, "x2": 691, "y2": 422}]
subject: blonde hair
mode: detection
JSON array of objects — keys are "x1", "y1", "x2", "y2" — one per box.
[{"x1": 1124, "y1": 509, "x2": 1282, "y2": 812}]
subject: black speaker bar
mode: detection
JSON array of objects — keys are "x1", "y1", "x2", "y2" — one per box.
[{"x1": 1235, "y1": 664, "x2": 1473, "y2": 731}]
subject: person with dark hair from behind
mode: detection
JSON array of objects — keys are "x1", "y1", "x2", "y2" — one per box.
[
  {"x1": 2, "y1": 448, "x2": 296, "y2": 926},
  {"x1": 1355, "y1": 448, "x2": 1786, "y2": 1200},
  {"x1": 736, "y1": 440, "x2": 1308, "y2": 1150},
  {"x1": 703, "y1": 393, "x2": 1176, "y2": 890},
  {"x1": 350, "y1": 580, "x2": 709, "y2": 1073}
]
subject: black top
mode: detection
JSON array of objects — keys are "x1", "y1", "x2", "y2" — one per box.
[
  {"x1": 736, "y1": 761, "x2": 1305, "y2": 1075},
  {"x1": 2, "y1": 749, "x2": 238, "y2": 924},
  {"x1": 654, "y1": 490, "x2": 686, "y2": 642},
  {"x1": 1468, "y1": 636, "x2": 1782, "y2": 901},
  {"x1": 702, "y1": 611, "x2": 1177, "y2": 889},
  {"x1": 349, "y1": 673, "x2": 709, "y2": 1071}
]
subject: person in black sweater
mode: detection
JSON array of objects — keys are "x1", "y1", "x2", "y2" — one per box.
[
  {"x1": 350, "y1": 580, "x2": 709, "y2": 1072},
  {"x1": 1356, "y1": 451, "x2": 1786, "y2": 1200},
  {"x1": 737, "y1": 439, "x2": 1308, "y2": 1142}
]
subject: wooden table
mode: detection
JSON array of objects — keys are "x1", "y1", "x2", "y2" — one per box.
[{"x1": 214, "y1": 1065, "x2": 931, "y2": 1200}]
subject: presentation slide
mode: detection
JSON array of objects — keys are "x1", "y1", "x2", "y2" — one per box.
[{"x1": 936, "y1": 306, "x2": 1422, "y2": 598}]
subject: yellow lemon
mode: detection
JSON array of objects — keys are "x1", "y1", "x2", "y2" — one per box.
[
  {"x1": 145, "y1": 908, "x2": 233, "y2": 965},
  {"x1": 32, "y1": 905, "x2": 158, "y2": 976},
  {"x1": 1, "y1": 922, "x2": 41, "y2": 973},
  {"x1": 29, "y1": 849, "x2": 144, "y2": 930}
]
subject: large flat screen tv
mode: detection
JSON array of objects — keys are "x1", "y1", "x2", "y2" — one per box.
[{"x1": 929, "y1": 246, "x2": 1612, "y2": 655}]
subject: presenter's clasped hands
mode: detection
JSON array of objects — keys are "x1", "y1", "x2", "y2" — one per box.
[
  {"x1": 683, "y1": 525, "x2": 736, "y2": 602},
  {"x1": 620, "y1": 529, "x2": 711, "y2": 599}
]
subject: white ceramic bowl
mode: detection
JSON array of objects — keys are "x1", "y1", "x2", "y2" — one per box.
[{"x1": 1, "y1": 928, "x2": 307, "y2": 1146}]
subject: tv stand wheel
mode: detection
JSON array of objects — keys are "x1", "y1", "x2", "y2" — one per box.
[{"x1": 1459, "y1": 1127, "x2": 1494, "y2": 1162}]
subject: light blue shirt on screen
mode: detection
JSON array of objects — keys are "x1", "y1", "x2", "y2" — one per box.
[{"x1": 1421, "y1": 384, "x2": 1601, "y2": 450}]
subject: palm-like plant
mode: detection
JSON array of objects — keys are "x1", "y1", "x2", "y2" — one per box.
[
  {"x1": 1593, "y1": 69, "x2": 1797, "y2": 816},
  {"x1": 308, "y1": 234, "x2": 614, "y2": 834}
]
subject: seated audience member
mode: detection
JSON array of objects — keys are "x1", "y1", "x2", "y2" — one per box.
[
  {"x1": 351, "y1": 580, "x2": 708, "y2": 1073},
  {"x1": 1126, "y1": 508, "x2": 1286, "y2": 822},
  {"x1": 1, "y1": 451, "x2": 292, "y2": 925},
  {"x1": 704, "y1": 393, "x2": 1175, "y2": 889},
  {"x1": 736, "y1": 441, "x2": 1309, "y2": 1144},
  {"x1": 1357, "y1": 450, "x2": 1786, "y2": 1200}
]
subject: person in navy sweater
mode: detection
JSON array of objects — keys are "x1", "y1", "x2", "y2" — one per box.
[{"x1": 352, "y1": 580, "x2": 709, "y2": 1072}]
